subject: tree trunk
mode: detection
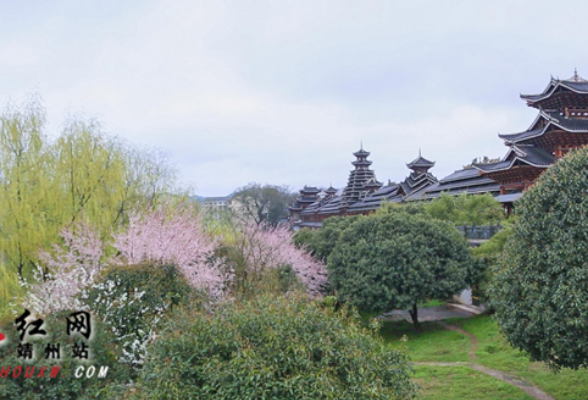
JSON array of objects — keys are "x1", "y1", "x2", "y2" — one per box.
[{"x1": 408, "y1": 303, "x2": 422, "y2": 333}]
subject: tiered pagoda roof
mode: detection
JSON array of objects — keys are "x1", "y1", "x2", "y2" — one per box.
[
  {"x1": 348, "y1": 152, "x2": 437, "y2": 213},
  {"x1": 473, "y1": 145, "x2": 555, "y2": 185},
  {"x1": 521, "y1": 70, "x2": 588, "y2": 109},
  {"x1": 340, "y1": 146, "x2": 379, "y2": 208},
  {"x1": 406, "y1": 152, "x2": 435, "y2": 170},
  {"x1": 475, "y1": 70, "x2": 588, "y2": 198},
  {"x1": 497, "y1": 110, "x2": 588, "y2": 152},
  {"x1": 325, "y1": 186, "x2": 338, "y2": 196},
  {"x1": 288, "y1": 185, "x2": 322, "y2": 213},
  {"x1": 409, "y1": 168, "x2": 500, "y2": 201}
]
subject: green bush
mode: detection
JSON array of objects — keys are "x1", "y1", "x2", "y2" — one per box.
[
  {"x1": 472, "y1": 219, "x2": 514, "y2": 302},
  {"x1": 329, "y1": 212, "x2": 481, "y2": 331},
  {"x1": 131, "y1": 295, "x2": 417, "y2": 400},
  {"x1": 84, "y1": 263, "x2": 198, "y2": 366},
  {"x1": 299, "y1": 215, "x2": 364, "y2": 264},
  {"x1": 423, "y1": 192, "x2": 504, "y2": 225},
  {"x1": 0, "y1": 311, "x2": 132, "y2": 400},
  {"x1": 292, "y1": 228, "x2": 318, "y2": 251},
  {"x1": 490, "y1": 147, "x2": 588, "y2": 369}
]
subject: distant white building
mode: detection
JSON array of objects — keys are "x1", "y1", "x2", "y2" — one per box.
[{"x1": 201, "y1": 195, "x2": 233, "y2": 212}]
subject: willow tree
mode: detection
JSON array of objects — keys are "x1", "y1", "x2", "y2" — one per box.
[
  {"x1": 0, "y1": 97, "x2": 180, "y2": 279},
  {"x1": 0, "y1": 98, "x2": 51, "y2": 277}
]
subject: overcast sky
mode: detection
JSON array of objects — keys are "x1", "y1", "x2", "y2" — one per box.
[{"x1": 1, "y1": 1, "x2": 585, "y2": 196}]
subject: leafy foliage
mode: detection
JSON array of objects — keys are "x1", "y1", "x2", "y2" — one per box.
[
  {"x1": 131, "y1": 295, "x2": 417, "y2": 400},
  {"x1": 471, "y1": 220, "x2": 514, "y2": 301},
  {"x1": 423, "y1": 192, "x2": 504, "y2": 225},
  {"x1": 84, "y1": 263, "x2": 197, "y2": 366},
  {"x1": 328, "y1": 212, "x2": 480, "y2": 330},
  {"x1": 0, "y1": 263, "x2": 24, "y2": 322},
  {"x1": 490, "y1": 147, "x2": 588, "y2": 370},
  {"x1": 292, "y1": 228, "x2": 318, "y2": 251},
  {"x1": 376, "y1": 203, "x2": 428, "y2": 217},
  {"x1": 296, "y1": 215, "x2": 364, "y2": 263}
]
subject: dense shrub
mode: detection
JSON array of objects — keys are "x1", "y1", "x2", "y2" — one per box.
[
  {"x1": 423, "y1": 192, "x2": 504, "y2": 225},
  {"x1": 490, "y1": 147, "x2": 588, "y2": 369},
  {"x1": 292, "y1": 228, "x2": 318, "y2": 251},
  {"x1": 329, "y1": 212, "x2": 480, "y2": 331},
  {"x1": 84, "y1": 263, "x2": 198, "y2": 366},
  {"x1": 131, "y1": 295, "x2": 417, "y2": 400},
  {"x1": 0, "y1": 311, "x2": 132, "y2": 400},
  {"x1": 294, "y1": 215, "x2": 364, "y2": 264},
  {"x1": 472, "y1": 220, "x2": 514, "y2": 301}
]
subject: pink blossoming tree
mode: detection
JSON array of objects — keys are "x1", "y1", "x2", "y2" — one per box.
[
  {"x1": 25, "y1": 205, "x2": 326, "y2": 315},
  {"x1": 24, "y1": 204, "x2": 224, "y2": 315},
  {"x1": 231, "y1": 223, "x2": 327, "y2": 297}
]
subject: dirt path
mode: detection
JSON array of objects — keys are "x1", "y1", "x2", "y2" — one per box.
[
  {"x1": 414, "y1": 362, "x2": 556, "y2": 400},
  {"x1": 413, "y1": 321, "x2": 555, "y2": 400},
  {"x1": 436, "y1": 321, "x2": 478, "y2": 361}
]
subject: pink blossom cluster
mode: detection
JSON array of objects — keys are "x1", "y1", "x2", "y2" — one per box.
[
  {"x1": 24, "y1": 207, "x2": 327, "y2": 315},
  {"x1": 23, "y1": 223, "x2": 104, "y2": 315},
  {"x1": 239, "y1": 224, "x2": 327, "y2": 296},
  {"x1": 25, "y1": 205, "x2": 224, "y2": 314},
  {"x1": 111, "y1": 205, "x2": 227, "y2": 295}
]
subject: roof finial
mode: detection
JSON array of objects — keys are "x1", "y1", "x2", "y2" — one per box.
[
  {"x1": 574, "y1": 66, "x2": 579, "y2": 81},
  {"x1": 360, "y1": 140, "x2": 363, "y2": 150},
  {"x1": 419, "y1": 147, "x2": 421, "y2": 157}
]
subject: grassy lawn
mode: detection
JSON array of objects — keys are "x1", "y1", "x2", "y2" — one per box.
[
  {"x1": 379, "y1": 319, "x2": 470, "y2": 362},
  {"x1": 413, "y1": 365, "x2": 534, "y2": 400},
  {"x1": 458, "y1": 315, "x2": 588, "y2": 400},
  {"x1": 378, "y1": 313, "x2": 588, "y2": 400}
]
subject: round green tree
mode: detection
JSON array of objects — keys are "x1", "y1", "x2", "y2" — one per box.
[
  {"x1": 295, "y1": 215, "x2": 364, "y2": 263},
  {"x1": 328, "y1": 212, "x2": 479, "y2": 331},
  {"x1": 490, "y1": 147, "x2": 588, "y2": 369},
  {"x1": 131, "y1": 295, "x2": 417, "y2": 400}
]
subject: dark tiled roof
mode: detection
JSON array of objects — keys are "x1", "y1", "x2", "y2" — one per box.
[
  {"x1": 499, "y1": 110, "x2": 588, "y2": 143},
  {"x1": 474, "y1": 160, "x2": 515, "y2": 173},
  {"x1": 439, "y1": 168, "x2": 482, "y2": 183},
  {"x1": 498, "y1": 127, "x2": 545, "y2": 142},
  {"x1": 407, "y1": 155, "x2": 435, "y2": 168},
  {"x1": 300, "y1": 200, "x2": 324, "y2": 215},
  {"x1": 411, "y1": 183, "x2": 501, "y2": 200},
  {"x1": 408, "y1": 167, "x2": 501, "y2": 201},
  {"x1": 545, "y1": 111, "x2": 588, "y2": 131},
  {"x1": 521, "y1": 77, "x2": 588, "y2": 102},
  {"x1": 347, "y1": 170, "x2": 437, "y2": 211},
  {"x1": 353, "y1": 148, "x2": 370, "y2": 157},
  {"x1": 317, "y1": 196, "x2": 343, "y2": 215},
  {"x1": 516, "y1": 146, "x2": 555, "y2": 167},
  {"x1": 301, "y1": 186, "x2": 321, "y2": 193},
  {"x1": 474, "y1": 145, "x2": 555, "y2": 173},
  {"x1": 364, "y1": 177, "x2": 383, "y2": 187},
  {"x1": 346, "y1": 184, "x2": 402, "y2": 212}
]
